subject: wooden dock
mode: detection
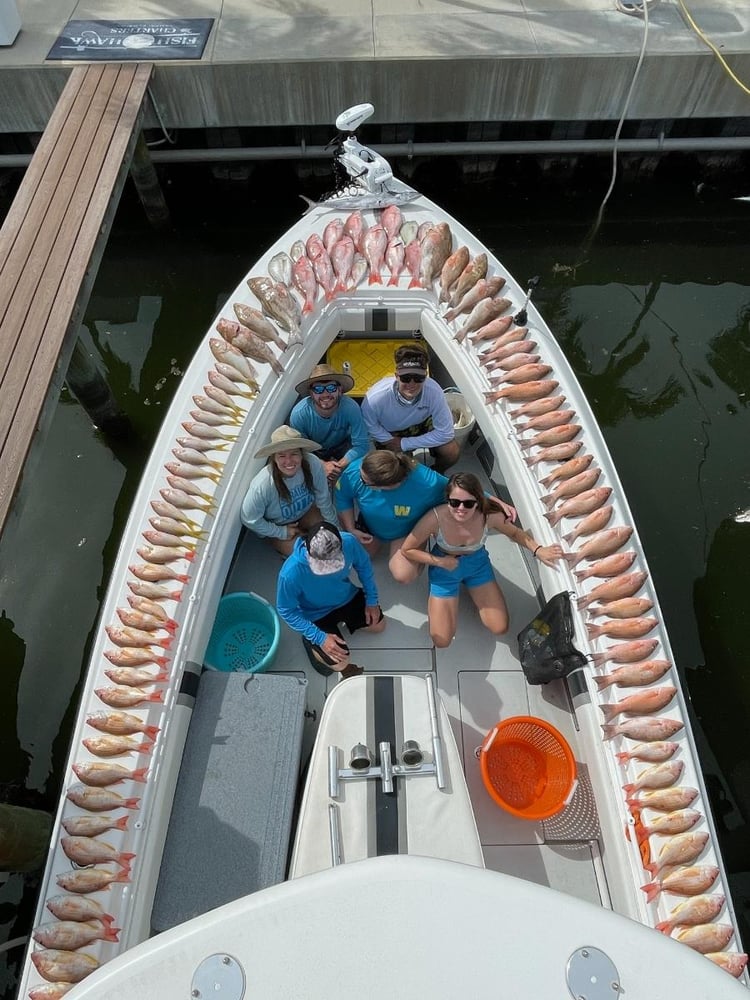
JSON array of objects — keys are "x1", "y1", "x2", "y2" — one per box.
[{"x1": 0, "y1": 62, "x2": 152, "y2": 538}]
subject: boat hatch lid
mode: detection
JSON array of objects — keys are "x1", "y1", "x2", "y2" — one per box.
[{"x1": 65, "y1": 856, "x2": 745, "y2": 1000}]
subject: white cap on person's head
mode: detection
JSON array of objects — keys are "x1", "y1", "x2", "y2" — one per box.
[{"x1": 305, "y1": 522, "x2": 345, "y2": 575}]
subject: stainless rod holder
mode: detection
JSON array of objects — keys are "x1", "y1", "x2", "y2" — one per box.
[
  {"x1": 328, "y1": 745, "x2": 340, "y2": 799},
  {"x1": 380, "y1": 741, "x2": 394, "y2": 793}
]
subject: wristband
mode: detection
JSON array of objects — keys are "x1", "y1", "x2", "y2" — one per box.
[{"x1": 533, "y1": 545, "x2": 541, "y2": 558}]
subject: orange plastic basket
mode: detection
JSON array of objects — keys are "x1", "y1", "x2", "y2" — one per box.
[{"x1": 479, "y1": 716, "x2": 577, "y2": 820}]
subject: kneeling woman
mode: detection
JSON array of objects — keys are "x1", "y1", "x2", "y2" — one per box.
[{"x1": 400, "y1": 473, "x2": 563, "y2": 647}]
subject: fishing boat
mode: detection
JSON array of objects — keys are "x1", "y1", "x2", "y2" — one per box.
[{"x1": 18, "y1": 104, "x2": 747, "y2": 998}]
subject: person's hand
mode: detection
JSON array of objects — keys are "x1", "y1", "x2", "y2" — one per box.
[
  {"x1": 285, "y1": 522, "x2": 301, "y2": 540},
  {"x1": 437, "y1": 554, "x2": 459, "y2": 572},
  {"x1": 536, "y1": 543, "x2": 564, "y2": 567},
  {"x1": 364, "y1": 604, "x2": 381, "y2": 626},
  {"x1": 498, "y1": 499, "x2": 517, "y2": 523},
  {"x1": 324, "y1": 459, "x2": 343, "y2": 483},
  {"x1": 353, "y1": 528, "x2": 374, "y2": 546},
  {"x1": 385, "y1": 436, "x2": 402, "y2": 452},
  {"x1": 321, "y1": 633, "x2": 350, "y2": 663}
]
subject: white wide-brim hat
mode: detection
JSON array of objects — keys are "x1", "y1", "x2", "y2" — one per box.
[{"x1": 255, "y1": 424, "x2": 320, "y2": 459}]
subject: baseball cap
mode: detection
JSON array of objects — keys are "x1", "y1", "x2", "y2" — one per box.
[{"x1": 306, "y1": 523, "x2": 345, "y2": 575}]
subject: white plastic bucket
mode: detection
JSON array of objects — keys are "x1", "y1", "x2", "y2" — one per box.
[
  {"x1": 0, "y1": 0, "x2": 21, "y2": 45},
  {"x1": 444, "y1": 390, "x2": 475, "y2": 448}
]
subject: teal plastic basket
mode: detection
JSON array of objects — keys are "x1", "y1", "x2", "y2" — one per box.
[{"x1": 204, "y1": 592, "x2": 280, "y2": 673}]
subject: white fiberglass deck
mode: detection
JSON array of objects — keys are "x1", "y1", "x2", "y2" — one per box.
[{"x1": 227, "y1": 439, "x2": 606, "y2": 909}]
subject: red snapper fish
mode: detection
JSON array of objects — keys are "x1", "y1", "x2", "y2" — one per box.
[
  {"x1": 363, "y1": 224, "x2": 388, "y2": 284},
  {"x1": 601, "y1": 715, "x2": 683, "y2": 742},
  {"x1": 217, "y1": 317, "x2": 285, "y2": 375},
  {"x1": 600, "y1": 685, "x2": 676, "y2": 720},
  {"x1": 118, "y1": 603, "x2": 178, "y2": 631},
  {"x1": 379, "y1": 203, "x2": 403, "y2": 238},
  {"x1": 469, "y1": 313, "x2": 515, "y2": 343},
  {"x1": 322, "y1": 217, "x2": 344, "y2": 253},
  {"x1": 439, "y1": 245, "x2": 470, "y2": 302},
  {"x1": 544, "y1": 487, "x2": 613, "y2": 527},
  {"x1": 541, "y1": 467, "x2": 600, "y2": 508},
  {"x1": 484, "y1": 339, "x2": 538, "y2": 369},
  {"x1": 31, "y1": 949, "x2": 100, "y2": 984},
  {"x1": 66, "y1": 783, "x2": 141, "y2": 812},
  {"x1": 419, "y1": 222, "x2": 453, "y2": 286},
  {"x1": 104, "y1": 666, "x2": 169, "y2": 688},
  {"x1": 586, "y1": 616, "x2": 658, "y2": 641},
  {"x1": 232, "y1": 302, "x2": 287, "y2": 352},
  {"x1": 510, "y1": 394, "x2": 567, "y2": 421},
  {"x1": 518, "y1": 422, "x2": 579, "y2": 451},
  {"x1": 56, "y1": 867, "x2": 131, "y2": 895},
  {"x1": 104, "y1": 646, "x2": 169, "y2": 668},
  {"x1": 292, "y1": 254, "x2": 318, "y2": 314},
  {"x1": 47, "y1": 894, "x2": 116, "y2": 925},
  {"x1": 522, "y1": 439, "x2": 581, "y2": 465},
  {"x1": 633, "y1": 808, "x2": 702, "y2": 843},
  {"x1": 385, "y1": 236, "x2": 405, "y2": 286},
  {"x1": 82, "y1": 734, "x2": 154, "y2": 758},
  {"x1": 331, "y1": 235, "x2": 355, "y2": 291},
  {"x1": 515, "y1": 406, "x2": 571, "y2": 433},
  {"x1": 706, "y1": 952, "x2": 748, "y2": 978},
  {"x1": 564, "y1": 526, "x2": 633, "y2": 566},
  {"x1": 87, "y1": 711, "x2": 160, "y2": 738},
  {"x1": 640, "y1": 864, "x2": 718, "y2": 902},
  {"x1": 578, "y1": 574, "x2": 649, "y2": 612},
  {"x1": 448, "y1": 277, "x2": 507, "y2": 327},
  {"x1": 33, "y1": 920, "x2": 119, "y2": 950},
  {"x1": 615, "y1": 740, "x2": 679, "y2": 764},
  {"x1": 485, "y1": 379, "x2": 560, "y2": 404},
  {"x1": 573, "y1": 548, "x2": 636, "y2": 581},
  {"x1": 642, "y1": 831, "x2": 709, "y2": 880},
  {"x1": 404, "y1": 238, "x2": 422, "y2": 287},
  {"x1": 72, "y1": 762, "x2": 149, "y2": 787},
  {"x1": 674, "y1": 924, "x2": 734, "y2": 955},
  {"x1": 61, "y1": 835, "x2": 135, "y2": 868},
  {"x1": 449, "y1": 252, "x2": 488, "y2": 307},
  {"x1": 626, "y1": 786, "x2": 698, "y2": 813},
  {"x1": 587, "y1": 597, "x2": 654, "y2": 621},
  {"x1": 95, "y1": 686, "x2": 164, "y2": 709},
  {"x1": 456, "y1": 297, "x2": 512, "y2": 342},
  {"x1": 308, "y1": 241, "x2": 337, "y2": 301},
  {"x1": 62, "y1": 813, "x2": 130, "y2": 836},
  {"x1": 621, "y1": 759, "x2": 683, "y2": 793},
  {"x1": 594, "y1": 659, "x2": 671, "y2": 689},
  {"x1": 343, "y1": 210, "x2": 364, "y2": 251}
]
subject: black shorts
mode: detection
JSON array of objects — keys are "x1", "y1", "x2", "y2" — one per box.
[
  {"x1": 317, "y1": 439, "x2": 350, "y2": 462},
  {"x1": 302, "y1": 589, "x2": 383, "y2": 675}
]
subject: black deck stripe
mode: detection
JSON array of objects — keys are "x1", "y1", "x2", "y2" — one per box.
[{"x1": 373, "y1": 675, "x2": 399, "y2": 855}]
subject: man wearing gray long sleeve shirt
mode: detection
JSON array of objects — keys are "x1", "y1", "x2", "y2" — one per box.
[{"x1": 360, "y1": 343, "x2": 460, "y2": 473}]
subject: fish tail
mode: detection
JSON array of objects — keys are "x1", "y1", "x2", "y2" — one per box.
[
  {"x1": 387, "y1": 275, "x2": 399, "y2": 287},
  {"x1": 176, "y1": 574, "x2": 190, "y2": 584},
  {"x1": 103, "y1": 925, "x2": 121, "y2": 942},
  {"x1": 114, "y1": 868, "x2": 131, "y2": 884},
  {"x1": 124, "y1": 797, "x2": 141, "y2": 810},
  {"x1": 643, "y1": 860, "x2": 658, "y2": 879},
  {"x1": 593, "y1": 676, "x2": 611, "y2": 691},
  {"x1": 114, "y1": 815, "x2": 130, "y2": 830},
  {"x1": 118, "y1": 852, "x2": 136, "y2": 868},
  {"x1": 184, "y1": 550, "x2": 196, "y2": 562},
  {"x1": 655, "y1": 921, "x2": 673, "y2": 934},
  {"x1": 614, "y1": 750, "x2": 631, "y2": 763},
  {"x1": 169, "y1": 590, "x2": 184, "y2": 601},
  {"x1": 408, "y1": 277, "x2": 423, "y2": 290},
  {"x1": 137, "y1": 739, "x2": 154, "y2": 755},
  {"x1": 543, "y1": 511, "x2": 559, "y2": 526},
  {"x1": 600, "y1": 703, "x2": 619, "y2": 722},
  {"x1": 640, "y1": 881, "x2": 661, "y2": 903},
  {"x1": 153, "y1": 670, "x2": 170, "y2": 683},
  {"x1": 589, "y1": 651, "x2": 605, "y2": 666},
  {"x1": 586, "y1": 623, "x2": 601, "y2": 639},
  {"x1": 156, "y1": 637, "x2": 172, "y2": 650},
  {"x1": 146, "y1": 690, "x2": 164, "y2": 704},
  {"x1": 622, "y1": 783, "x2": 636, "y2": 795},
  {"x1": 132, "y1": 767, "x2": 149, "y2": 783},
  {"x1": 368, "y1": 272, "x2": 382, "y2": 286},
  {"x1": 562, "y1": 552, "x2": 579, "y2": 566},
  {"x1": 154, "y1": 655, "x2": 169, "y2": 668},
  {"x1": 100, "y1": 912, "x2": 117, "y2": 926},
  {"x1": 144, "y1": 724, "x2": 161, "y2": 739},
  {"x1": 600, "y1": 724, "x2": 619, "y2": 741},
  {"x1": 302, "y1": 302, "x2": 314, "y2": 315},
  {"x1": 165, "y1": 619, "x2": 178, "y2": 631}
]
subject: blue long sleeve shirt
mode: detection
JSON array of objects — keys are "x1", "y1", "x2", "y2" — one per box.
[
  {"x1": 289, "y1": 396, "x2": 370, "y2": 466},
  {"x1": 276, "y1": 533, "x2": 379, "y2": 646}
]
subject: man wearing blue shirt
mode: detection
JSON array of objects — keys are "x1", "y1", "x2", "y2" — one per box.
[
  {"x1": 290, "y1": 363, "x2": 370, "y2": 484},
  {"x1": 276, "y1": 522, "x2": 385, "y2": 677}
]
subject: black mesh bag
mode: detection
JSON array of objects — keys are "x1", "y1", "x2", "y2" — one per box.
[{"x1": 517, "y1": 591, "x2": 587, "y2": 685}]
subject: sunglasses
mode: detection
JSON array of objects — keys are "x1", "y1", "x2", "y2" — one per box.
[
  {"x1": 447, "y1": 497, "x2": 478, "y2": 509},
  {"x1": 398, "y1": 374, "x2": 426, "y2": 384},
  {"x1": 311, "y1": 383, "x2": 341, "y2": 395}
]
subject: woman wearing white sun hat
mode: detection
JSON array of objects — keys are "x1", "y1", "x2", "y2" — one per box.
[{"x1": 241, "y1": 425, "x2": 338, "y2": 555}]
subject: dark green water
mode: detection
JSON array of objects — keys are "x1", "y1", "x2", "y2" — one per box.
[{"x1": 1, "y1": 161, "x2": 749, "y2": 996}]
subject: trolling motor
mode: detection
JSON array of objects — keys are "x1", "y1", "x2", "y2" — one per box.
[
  {"x1": 312, "y1": 104, "x2": 419, "y2": 211},
  {"x1": 331, "y1": 103, "x2": 396, "y2": 196},
  {"x1": 514, "y1": 275, "x2": 540, "y2": 326}
]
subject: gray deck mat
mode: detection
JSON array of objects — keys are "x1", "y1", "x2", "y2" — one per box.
[{"x1": 151, "y1": 671, "x2": 306, "y2": 933}]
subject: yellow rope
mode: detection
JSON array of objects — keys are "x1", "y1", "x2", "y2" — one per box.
[{"x1": 677, "y1": 0, "x2": 750, "y2": 96}]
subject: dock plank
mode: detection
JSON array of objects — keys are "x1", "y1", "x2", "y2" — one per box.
[{"x1": 0, "y1": 62, "x2": 152, "y2": 536}]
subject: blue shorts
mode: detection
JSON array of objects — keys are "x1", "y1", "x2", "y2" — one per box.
[{"x1": 428, "y1": 545, "x2": 495, "y2": 598}]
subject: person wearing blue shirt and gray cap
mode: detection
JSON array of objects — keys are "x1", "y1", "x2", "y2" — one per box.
[
  {"x1": 276, "y1": 521, "x2": 386, "y2": 678},
  {"x1": 360, "y1": 343, "x2": 461, "y2": 473}
]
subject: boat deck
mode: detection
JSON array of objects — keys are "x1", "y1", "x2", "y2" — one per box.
[{"x1": 226, "y1": 435, "x2": 606, "y2": 909}]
